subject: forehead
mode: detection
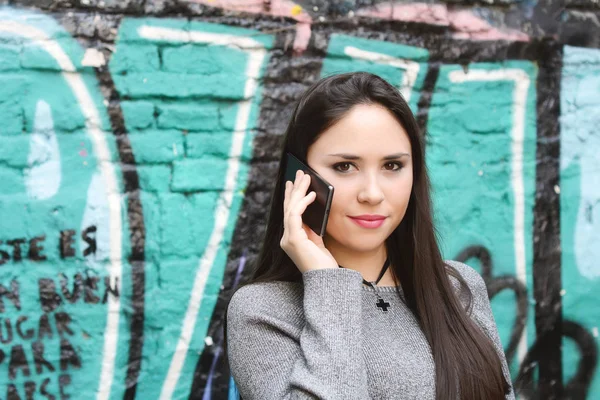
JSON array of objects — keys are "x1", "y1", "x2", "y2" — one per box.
[{"x1": 308, "y1": 104, "x2": 411, "y2": 156}]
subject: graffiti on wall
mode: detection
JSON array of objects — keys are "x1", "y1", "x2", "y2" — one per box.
[
  {"x1": 108, "y1": 17, "x2": 273, "y2": 400},
  {"x1": 0, "y1": 1, "x2": 599, "y2": 399},
  {"x1": 560, "y1": 45, "x2": 600, "y2": 399},
  {"x1": 0, "y1": 8, "x2": 127, "y2": 399}
]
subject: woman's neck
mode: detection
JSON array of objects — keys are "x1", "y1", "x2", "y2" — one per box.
[{"x1": 324, "y1": 240, "x2": 398, "y2": 285}]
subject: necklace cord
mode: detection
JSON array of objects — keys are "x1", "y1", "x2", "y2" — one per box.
[{"x1": 338, "y1": 258, "x2": 390, "y2": 288}]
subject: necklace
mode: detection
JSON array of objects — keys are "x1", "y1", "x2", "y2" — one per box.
[{"x1": 338, "y1": 258, "x2": 391, "y2": 312}]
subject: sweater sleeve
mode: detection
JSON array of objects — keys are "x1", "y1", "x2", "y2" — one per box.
[
  {"x1": 226, "y1": 268, "x2": 370, "y2": 400},
  {"x1": 450, "y1": 261, "x2": 516, "y2": 400}
]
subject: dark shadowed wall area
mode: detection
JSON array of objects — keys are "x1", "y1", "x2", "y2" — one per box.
[{"x1": 0, "y1": 0, "x2": 598, "y2": 398}]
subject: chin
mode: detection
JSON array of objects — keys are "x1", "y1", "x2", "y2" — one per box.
[{"x1": 348, "y1": 238, "x2": 385, "y2": 251}]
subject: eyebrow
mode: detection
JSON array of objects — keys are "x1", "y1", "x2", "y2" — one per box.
[{"x1": 326, "y1": 153, "x2": 411, "y2": 161}]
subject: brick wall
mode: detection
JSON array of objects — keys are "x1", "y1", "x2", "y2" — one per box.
[{"x1": 0, "y1": 0, "x2": 599, "y2": 398}]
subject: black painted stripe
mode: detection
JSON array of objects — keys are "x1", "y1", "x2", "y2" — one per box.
[
  {"x1": 532, "y1": 39, "x2": 563, "y2": 398},
  {"x1": 415, "y1": 62, "x2": 440, "y2": 141},
  {"x1": 95, "y1": 66, "x2": 146, "y2": 400}
]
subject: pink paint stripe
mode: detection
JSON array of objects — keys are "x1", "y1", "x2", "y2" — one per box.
[
  {"x1": 356, "y1": 3, "x2": 448, "y2": 26},
  {"x1": 192, "y1": 0, "x2": 313, "y2": 52},
  {"x1": 356, "y1": 2, "x2": 529, "y2": 42}
]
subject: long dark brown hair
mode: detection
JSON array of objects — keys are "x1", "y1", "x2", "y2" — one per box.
[{"x1": 224, "y1": 72, "x2": 511, "y2": 399}]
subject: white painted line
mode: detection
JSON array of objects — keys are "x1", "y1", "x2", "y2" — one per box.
[
  {"x1": 0, "y1": 20, "x2": 123, "y2": 400},
  {"x1": 136, "y1": 26, "x2": 268, "y2": 399},
  {"x1": 343, "y1": 46, "x2": 420, "y2": 103},
  {"x1": 25, "y1": 100, "x2": 61, "y2": 200},
  {"x1": 449, "y1": 68, "x2": 531, "y2": 366}
]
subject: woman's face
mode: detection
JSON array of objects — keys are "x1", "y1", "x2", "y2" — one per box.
[{"x1": 306, "y1": 103, "x2": 413, "y2": 253}]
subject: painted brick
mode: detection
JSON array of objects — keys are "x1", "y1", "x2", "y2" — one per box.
[
  {"x1": 156, "y1": 102, "x2": 220, "y2": 131},
  {"x1": 326, "y1": 34, "x2": 429, "y2": 61},
  {"x1": 560, "y1": 47, "x2": 600, "y2": 394},
  {"x1": 112, "y1": 72, "x2": 247, "y2": 99},
  {"x1": 157, "y1": 193, "x2": 199, "y2": 256},
  {"x1": 0, "y1": 77, "x2": 25, "y2": 134},
  {"x1": 121, "y1": 100, "x2": 155, "y2": 130},
  {"x1": 0, "y1": 102, "x2": 23, "y2": 135},
  {"x1": 0, "y1": 74, "x2": 29, "y2": 104},
  {"x1": 140, "y1": 191, "x2": 160, "y2": 259},
  {"x1": 23, "y1": 94, "x2": 86, "y2": 133},
  {"x1": 171, "y1": 157, "x2": 227, "y2": 192},
  {"x1": 218, "y1": 101, "x2": 246, "y2": 131},
  {"x1": 0, "y1": 166, "x2": 23, "y2": 195},
  {"x1": 116, "y1": 17, "x2": 190, "y2": 42},
  {"x1": 0, "y1": 135, "x2": 29, "y2": 167},
  {"x1": 20, "y1": 38, "x2": 84, "y2": 71},
  {"x1": 161, "y1": 44, "x2": 247, "y2": 75},
  {"x1": 110, "y1": 43, "x2": 160, "y2": 73},
  {"x1": 185, "y1": 132, "x2": 232, "y2": 158},
  {"x1": 189, "y1": 191, "x2": 220, "y2": 246},
  {"x1": 137, "y1": 164, "x2": 172, "y2": 192},
  {"x1": 0, "y1": 194, "x2": 30, "y2": 240},
  {"x1": 0, "y1": 44, "x2": 20, "y2": 71},
  {"x1": 128, "y1": 130, "x2": 184, "y2": 164}
]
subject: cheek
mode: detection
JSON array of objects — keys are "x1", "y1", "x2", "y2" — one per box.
[{"x1": 328, "y1": 196, "x2": 345, "y2": 220}]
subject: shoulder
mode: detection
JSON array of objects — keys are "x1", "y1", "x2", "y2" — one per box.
[
  {"x1": 443, "y1": 259, "x2": 488, "y2": 312},
  {"x1": 227, "y1": 280, "x2": 303, "y2": 324},
  {"x1": 444, "y1": 259, "x2": 486, "y2": 290}
]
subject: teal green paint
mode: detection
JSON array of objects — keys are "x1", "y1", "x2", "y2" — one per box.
[
  {"x1": 560, "y1": 160, "x2": 599, "y2": 396},
  {"x1": 322, "y1": 34, "x2": 429, "y2": 111},
  {"x1": 110, "y1": 43, "x2": 160, "y2": 73},
  {"x1": 120, "y1": 101, "x2": 156, "y2": 130},
  {"x1": 0, "y1": 101, "x2": 23, "y2": 135},
  {"x1": 112, "y1": 71, "x2": 251, "y2": 100},
  {"x1": 326, "y1": 34, "x2": 429, "y2": 62},
  {"x1": 0, "y1": 8, "x2": 126, "y2": 399},
  {"x1": 0, "y1": 165, "x2": 23, "y2": 194},
  {"x1": 186, "y1": 131, "x2": 235, "y2": 159},
  {"x1": 21, "y1": 72, "x2": 95, "y2": 132},
  {"x1": 20, "y1": 38, "x2": 85, "y2": 71},
  {"x1": 0, "y1": 73, "x2": 28, "y2": 135},
  {"x1": 171, "y1": 157, "x2": 229, "y2": 191},
  {"x1": 156, "y1": 101, "x2": 221, "y2": 131},
  {"x1": 112, "y1": 17, "x2": 272, "y2": 399},
  {"x1": 117, "y1": 17, "x2": 190, "y2": 42},
  {"x1": 0, "y1": 135, "x2": 29, "y2": 167},
  {"x1": 162, "y1": 44, "x2": 248, "y2": 75},
  {"x1": 128, "y1": 130, "x2": 185, "y2": 163},
  {"x1": 0, "y1": 43, "x2": 19, "y2": 70},
  {"x1": 137, "y1": 164, "x2": 172, "y2": 193},
  {"x1": 428, "y1": 61, "x2": 538, "y2": 376},
  {"x1": 561, "y1": 45, "x2": 600, "y2": 398}
]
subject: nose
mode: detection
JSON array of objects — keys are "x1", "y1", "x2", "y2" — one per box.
[{"x1": 357, "y1": 173, "x2": 384, "y2": 204}]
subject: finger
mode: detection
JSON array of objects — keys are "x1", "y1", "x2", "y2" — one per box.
[
  {"x1": 293, "y1": 169, "x2": 303, "y2": 189},
  {"x1": 288, "y1": 190, "x2": 316, "y2": 233},
  {"x1": 291, "y1": 176, "x2": 313, "y2": 214},
  {"x1": 290, "y1": 173, "x2": 310, "y2": 206},
  {"x1": 283, "y1": 180, "x2": 291, "y2": 212}
]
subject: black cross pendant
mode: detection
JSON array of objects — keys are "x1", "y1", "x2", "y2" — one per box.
[{"x1": 376, "y1": 298, "x2": 390, "y2": 311}]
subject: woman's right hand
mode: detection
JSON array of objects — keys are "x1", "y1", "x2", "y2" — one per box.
[{"x1": 280, "y1": 169, "x2": 339, "y2": 274}]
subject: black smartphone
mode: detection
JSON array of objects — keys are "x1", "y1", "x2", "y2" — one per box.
[{"x1": 283, "y1": 152, "x2": 334, "y2": 237}]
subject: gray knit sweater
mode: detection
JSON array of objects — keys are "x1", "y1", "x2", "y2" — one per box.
[{"x1": 226, "y1": 260, "x2": 515, "y2": 399}]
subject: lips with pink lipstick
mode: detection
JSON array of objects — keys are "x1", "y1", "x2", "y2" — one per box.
[{"x1": 348, "y1": 214, "x2": 387, "y2": 229}]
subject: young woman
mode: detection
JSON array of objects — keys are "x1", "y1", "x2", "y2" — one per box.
[{"x1": 224, "y1": 72, "x2": 514, "y2": 399}]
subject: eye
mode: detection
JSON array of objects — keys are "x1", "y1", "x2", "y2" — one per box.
[
  {"x1": 384, "y1": 162, "x2": 403, "y2": 171},
  {"x1": 332, "y1": 162, "x2": 404, "y2": 173},
  {"x1": 332, "y1": 162, "x2": 354, "y2": 173}
]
